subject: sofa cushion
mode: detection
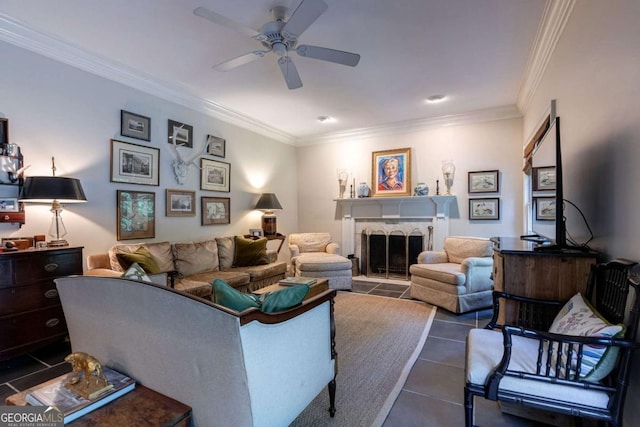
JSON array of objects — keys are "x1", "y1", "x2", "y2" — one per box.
[
  {"x1": 186, "y1": 270, "x2": 250, "y2": 289},
  {"x1": 116, "y1": 246, "x2": 161, "y2": 274},
  {"x1": 410, "y1": 263, "x2": 466, "y2": 286},
  {"x1": 109, "y1": 242, "x2": 174, "y2": 273},
  {"x1": 261, "y1": 285, "x2": 310, "y2": 313},
  {"x1": 444, "y1": 237, "x2": 492, "y2": 264},
  {"x1": 173, "y1": 240, "x2": 219, "y2": 276},
  {"x1": 216, "y1": 236, "x2": 235, "y2": 269},
  {"x1": 231, "y1": 261, "x2": 287, "y2": 282},
  {"x1": 213, "y1": 279, "x2": 260, "y2": 312},
  {"x1": 289, "y1": 233, "x2": 332, "y2": 253},
  {"x1": 233, "y1": 236, "x2": 268, "y2": 267},
  {"x1": 121, "y1": 263, "x2": 151, "y2": 282},
  {"x1": 295, "y1": 253, "x2": 353, "y2": 272},
  {"x1": 549, "y1": 293, "x2": 625, "y2": 381}
]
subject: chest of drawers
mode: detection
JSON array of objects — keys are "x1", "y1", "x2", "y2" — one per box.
[{"x1": 0, "y1": 246, "x2": 83, "y2": 360}]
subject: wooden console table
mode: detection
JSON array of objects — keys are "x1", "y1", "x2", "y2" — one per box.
[
  {"x1": 7, "y1": 378, "x2": 192, "y2": 426},
  {"x1": 491, "y1": 237, "x2": 599, "y2": 324}
]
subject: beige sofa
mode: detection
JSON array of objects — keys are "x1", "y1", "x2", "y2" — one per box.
[
  {"x1": 55, "y1": 275, "x2": 337, "y2": 427},
  {"x1": 409, "y1": 236, "x2": 493, "y2": 313},
  {"x1": 86, "y1": 237, "x2": 287, "y2": 298}
]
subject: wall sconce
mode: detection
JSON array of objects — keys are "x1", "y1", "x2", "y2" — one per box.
[
  {"x1": 19, "y1": 158, "x2": 87, "y2": 247},
  {"x1": 441, "y1": 160, "x2": 455, "y2": 195},
  {"x1": 254, "y1": 193, "x2": 282, "y2": 236}
]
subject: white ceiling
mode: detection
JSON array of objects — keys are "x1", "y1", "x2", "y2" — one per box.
[{"x1": 0, "y1": 0, "x2": 549, "y2": 143}]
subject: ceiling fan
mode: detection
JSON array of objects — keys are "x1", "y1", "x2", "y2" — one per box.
[{"x1": 194, "y1": 0, "x2": 361, "y2": 89}]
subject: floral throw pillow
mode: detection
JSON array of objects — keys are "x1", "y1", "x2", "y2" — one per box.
[
  {"x1": 548, "y1": 293, "x2": 625, "y2": 381},
  {"x1": 121, "y1": 262, "x2": 152, "y2": 283}
]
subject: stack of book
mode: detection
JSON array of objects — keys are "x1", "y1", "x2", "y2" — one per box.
[
  {"x1": 26, "y1": 367, "x2": 136, "y2": 424},
  {"x1": 279, "y1": 276, "x2": 317, "y2": 286}
]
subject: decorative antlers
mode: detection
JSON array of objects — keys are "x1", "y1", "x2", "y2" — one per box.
[{"x1": 168, "y1": 125, "x2": 209, "y2": 185}]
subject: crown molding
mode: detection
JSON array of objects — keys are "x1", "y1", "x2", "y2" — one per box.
[
  {"x1": 516, "y1": 0, "x2": 576, "y2": 115},
  {"x1": 0, "y1": 13, "x2": 296, "y2": 145},
  {"x1": 296, "y1": 105, "x2": 522, "y2": 146}
]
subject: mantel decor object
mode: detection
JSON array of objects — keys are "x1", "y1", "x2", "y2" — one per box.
[
  {"x1": 371, "y1": 148, "x2": 412, "y2": 197},
  {"x1": 441, "y1": 160, "x2": 455, "y2": 195},
  {"x1": 337, "y1": 169, "x2": 348, "y2": 198},
  {"x1": 255, "y1": 193, "x2": 282, "y2": 236},
  {"x1": 19, "y1": 157, "x2": 87, "y2": 247}
]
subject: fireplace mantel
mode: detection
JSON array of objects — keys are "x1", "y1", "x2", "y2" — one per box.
[{"x1": 335, "y1": 195, "x2": 457, "y2": 254}]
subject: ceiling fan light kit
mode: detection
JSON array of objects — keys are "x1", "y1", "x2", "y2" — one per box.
[{"x1": 194, "y1": 0, "x2": 361, "y2": 89}]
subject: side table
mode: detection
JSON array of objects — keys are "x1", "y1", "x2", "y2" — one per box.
[
  {"x1": 6, "y1": 379, "x2": 192, "y2": 426},
  {"x1": 244, "y1": 233, "x2": 286, "y2": 254}
]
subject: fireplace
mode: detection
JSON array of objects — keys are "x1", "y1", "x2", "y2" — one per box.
[{"x1": 361, "y1": 230, "x2": 425, "y2": 279}]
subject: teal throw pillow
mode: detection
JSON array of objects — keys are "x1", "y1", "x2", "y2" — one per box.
[
  {"x1": 213, "y1": 279, "x2": 260, "y2": 312},
  {"x1": 232, "y1": 236, "x2": 268, "y2": 267},
  {"x1": 116, "y1": 247, "x2": 161, "y2": 274},
  {"x1": 121, "y1": 262, "x2": 152, "y2": 282},
  {"x1": 261, "y1": 285, "x2": 310, "y2": 313}
]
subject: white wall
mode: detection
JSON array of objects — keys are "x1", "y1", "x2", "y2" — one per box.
[
  {"x1": 0, "y1": 41, "x2": 297, "y2": 266},
  {"x1": 296, "y1": 117, "x2": 524, "y2": 251},
  {"x1": 522, "y1": 1, "x2": 640, "y2": 422}
]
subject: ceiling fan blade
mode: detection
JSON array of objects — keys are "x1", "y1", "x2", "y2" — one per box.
[
  {"x1": 296, "y1": 45, "x2": 361, "y2": 67},
  {"x1": 214, "y1": 51, "x2": 268, "y2": 71},
  {"x1": 281, "y1": 0, "x2": 328, "y2": 38},
  {"x1": 278, "y1": 56, "x2": 303, "y2": 89},
  {"x1": 194, "y1": 7, "x2": 262, "y2": 39}
]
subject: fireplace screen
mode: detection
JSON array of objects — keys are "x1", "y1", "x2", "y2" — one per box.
[{"x1": 361, "y1": 231, "x2": 423, "y2": 279}]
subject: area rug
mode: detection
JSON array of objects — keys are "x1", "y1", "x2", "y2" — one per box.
[{"x1": 290, "y1": 292, "x2": 436, "y2": 427}]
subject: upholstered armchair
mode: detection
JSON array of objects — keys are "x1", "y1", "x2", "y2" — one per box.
[
  {"x1": 289, "y1": 233, "x2": 353, "y2": 290},
  {"x1": 409, "y1": 236, "x2": 493, "y2": 313}
]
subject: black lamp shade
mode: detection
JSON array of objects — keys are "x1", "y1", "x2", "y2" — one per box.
[
  {"x1": 254, "y1": 193, "x2": 282, "y2": 211},
  {"x1": 19, "y1": 176, "x2": 87, "y2": 203}
]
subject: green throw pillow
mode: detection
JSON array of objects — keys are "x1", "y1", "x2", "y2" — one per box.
[
  {"x1": 261, "y1": 285, "x2": 310, "y2": 313},
  {"x1": 121, "y1": 262, "x2": 152, "y2": 282},
  {"x1": 213, "y1": 279, "x2": 260, "y2": 312},
  {"x1": 232, "y1": 236, "x2": 268, "y2": 267},
  {"x1": 116, "y1": 247, "x2": 161, "y2": 274}
]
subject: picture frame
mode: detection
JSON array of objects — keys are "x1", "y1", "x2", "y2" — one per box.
[
  {"x1": 120, "y1": 110, "x2": 150, "y2": 141},
  {"x1": 469, "y1": 198, "x2": 500, "y2": 220},
  {"x1": 371, "y1": 147, "x2": 412, "y2": 197},
  {"x1": 165, "y1": 189, "x2": 196, "y2": 217},
  {"x1": 0, "y1": 118, "x2": 7, "y2": 145},
  {"x1": 201, "y1": 197, "x2": 230, "y2": 225},
  {"x1": 110, "y1": 139, "x2": 160, "y2": 186},
  {"x1": 535, "y1": 197, "x2": 556, "y2": 221},
  {"x1": 117, "y1": 190, "x2": 156, "y2": 240},
  {"x1": 207, "y1": 135, "x2": 226, "y2": 158},
  {"x1": 168, "y1": 119, "x2": 193, "y2": 148},
  {"x1": 468, "y1": 170, "x2": 499, "y2": 193},
  {"x1": 249, "y1": 228, "x2": 263, "y2": 237},
  {"x1": 200, "y1": 158, "x2": 231, "y2": 192},
  {"x1": 532, "y1": 166, "x2": 556, "y2": 191},
  {"x1": 0, "y1": 197, "x2": 19, "y2": 212}
]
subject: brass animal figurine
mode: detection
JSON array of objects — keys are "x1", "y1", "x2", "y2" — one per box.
[{"x1": 64, "y1": 352, "x2": 113, "y2": 399}]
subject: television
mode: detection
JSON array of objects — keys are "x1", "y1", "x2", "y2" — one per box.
[{"x1": 524, "y1": 116, "x2": 567, "y2": 250}]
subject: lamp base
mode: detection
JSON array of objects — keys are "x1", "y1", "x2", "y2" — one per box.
[
  {"x1": 262, "y1": 212, "x2": 277, "y2": 236},
  {"x1": 48, "y1": 239, "x2": 69, "y2": 247}
]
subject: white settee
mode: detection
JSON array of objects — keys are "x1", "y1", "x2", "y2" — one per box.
[
  {"x1": 55, "y1": 275, "x2": 337, "y2": 427},
  {"x1": 409, "y1": 236, "x2": 494, "y2": 313}
]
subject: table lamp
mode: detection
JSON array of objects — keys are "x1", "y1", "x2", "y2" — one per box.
[
  {"x1": 255, "y1": 193, "x2": 282, "y2": 236},
  {"x1": 19, "y1": 158, "x2": 87, "y2": 247}
]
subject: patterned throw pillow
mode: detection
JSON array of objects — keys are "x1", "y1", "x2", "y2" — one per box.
[
  {"x1": 548, "y1": 293, "x2": 625, "y2": 381},
  {"x1": 121, "y1": 262, "x2": 152, "y2": 282}
]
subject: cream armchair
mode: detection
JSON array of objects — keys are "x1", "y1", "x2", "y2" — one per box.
[
  {"x1": 289, "y1": 233, "x2": 353, "y2": 290},
  {"x1": 409, "y1": 236, "x2": 493, "y2": 313}
]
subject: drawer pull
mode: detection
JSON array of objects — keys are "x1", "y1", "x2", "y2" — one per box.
[
  {"x1": 44, "y1": 263, "x2": 59, "y2": 273},
  {"x1": 3, "y1": 215, "x2": 9, "y2": 221},
  {"x1": 44, "y1": 289, "x2": 59, "y2": 298},
  {"x1": 46, "y1": 318, "x2": 60, "y2": 328}
]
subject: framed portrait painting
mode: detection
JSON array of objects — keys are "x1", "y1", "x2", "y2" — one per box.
[
  {"x1": 468, "y1": 170, "x2": 499, "y2": 193},
  {"x1": 110, "y1": 139, "x2": 159, "y2": 186},
  {"x1": 201, "y1": 197, "x2": 230, "y2": 225},
  {"x1": 120, "y1": 110, "x2": 150, "y2": 141},
  {"x1": 166, "y1": 189, "x2": 196, "y2": 217},
  {"x1": 469, "y1": 198, "x2": 500, "y2": 220},
  {"x1": 201, "y1": 158, "x2": 231, "y2": 192},
  {"x1": 371, "y1": 147, "x2": 411, "y2": 197},
  {"x1": 117, "y1": 190, "x2": 155, "y2": 240}
]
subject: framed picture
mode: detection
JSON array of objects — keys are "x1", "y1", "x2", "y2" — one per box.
[
  {"x1": 468, "y1": 170, "x2": 499, "y2": 193},
  {"x1": 535, "y1": 197, "x2": 556, "y2": 221},
  {"x1": 165, "y1": 189, "x2": 196, "y2": 217},
  {"x1": 533, "y1": 166, "x2": 556, "y2": 191},
  {"x1": 110, "y1": 139, "x2": 160, "y2": 186},
  {"x1": 120, "y1": 110, "x2": 150, "y2": 141},
  {"x1": 201, "y1": 158, "x2": 231, "y2": 192},
  {"x1": 0, "y1": 118, "x2": 7, "y2": 145},
  {"x1": 117, "y1": 190, "x2": 156, "y2": 240},
  {"x1": 371, "y1": 147, "x2": 412, "y2": 197},
  {"x1": 201, "y1": 197, "x2": 230, "y2": 225},
  {"x1": 207, "y1": 135, "x2": 226, "y2": 158},
  {"x1": 469, "y1": 198, "x2": 500, "y2": 220},
  {"x1": 168, "y1": 119, "x2": 193, "y2": 148},
  {"x1": 249, "y1": 228, "x2": 263, "y2": 237},
  {"x1": 0, "y1": 197, "x2": 19, "y2": 212}
]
